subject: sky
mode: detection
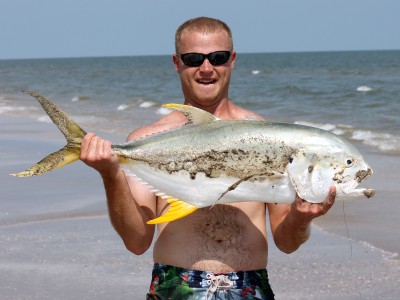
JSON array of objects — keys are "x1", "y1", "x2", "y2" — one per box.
[{"x1": 1, "y1": 0, "x2": 399, "y2": 60}]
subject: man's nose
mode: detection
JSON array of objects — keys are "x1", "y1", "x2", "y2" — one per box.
[{"x1": 199, "y1": 58, "x2": 213, "y2": 72}]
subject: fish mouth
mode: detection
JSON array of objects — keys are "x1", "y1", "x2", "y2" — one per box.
[
  {"x1": 355, "y1": 168, "x2": 373, "y2": 183},
  {"x1": 363, "y1": 189, "x2": 375, "y2": 198},
  {"x1": 342, "y1": 187, "x2": 375, "y2": 199},
  {"x1": 349, "y1": 167, "x2": 374, "y2": 198},
  {"x1": 341, "y1": 167, "x2": 374, "y2": 198}
]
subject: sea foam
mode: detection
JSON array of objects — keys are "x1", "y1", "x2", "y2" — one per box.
[{"x1": 295, "y1": 120, "x2": 400, "y2": 154}]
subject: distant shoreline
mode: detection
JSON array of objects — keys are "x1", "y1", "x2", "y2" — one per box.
[{"x1": 1, "y1": 48, "x2": 399, "y2": 61}]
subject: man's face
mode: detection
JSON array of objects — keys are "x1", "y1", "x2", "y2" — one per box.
[{"x1": 173, "y1": 31, "x2": 236, "y2": 109}]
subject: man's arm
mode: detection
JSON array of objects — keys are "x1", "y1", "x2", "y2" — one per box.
[
  {"x1": 80, "y1": 132, "x2": 156, "y2": 255},
  {"x1": 268, "y1": 187, "x2": 336, "y2": 254}
]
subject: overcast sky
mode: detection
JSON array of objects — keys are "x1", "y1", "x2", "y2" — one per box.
[{"x1": 1, "y1": 0, "x2": 399, "y2": 59}]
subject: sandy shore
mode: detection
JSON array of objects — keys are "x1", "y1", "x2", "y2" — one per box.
[
  {"x1": 1, "y1": 216, "x2": 400, "y2": 299},
  {"x1": 1, "y1": 115, "x2": 400, "y2": 299}
]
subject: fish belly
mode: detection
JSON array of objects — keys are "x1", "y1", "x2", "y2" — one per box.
[{"x1": 123, "y1": 162, "x2": 296, "y2": 207}]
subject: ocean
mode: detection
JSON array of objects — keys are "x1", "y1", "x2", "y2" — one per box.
[
  {"x1": 1, "y1": 50, "x2": 399, "y2": 259},
  {"x1": 1, "y1": 50, "x2": 399, "y2": 152}
]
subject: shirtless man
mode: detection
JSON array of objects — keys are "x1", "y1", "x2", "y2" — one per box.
[{"x1": 80, "y1": 17, "x2": 335, "y2": 299}]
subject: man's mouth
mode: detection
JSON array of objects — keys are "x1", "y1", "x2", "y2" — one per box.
[{"x1": 197, "y1": 79, "x2": 217, "y2": 85}]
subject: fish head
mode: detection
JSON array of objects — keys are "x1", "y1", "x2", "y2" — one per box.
[
  {"x1": 287, "y1": 148, "x2": 374, "y2": 203},
  {"x1": 328, "y1": 152, "x2": 374, "y2": 199}
]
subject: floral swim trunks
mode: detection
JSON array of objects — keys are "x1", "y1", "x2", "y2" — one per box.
[{"x1": 146, "y1": 263, "x2": 275, "y2": 300}]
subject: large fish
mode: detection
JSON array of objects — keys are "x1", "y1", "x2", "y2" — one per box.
[{"x1": 12, "y1": 91, "x2": 375, "y2": 224}]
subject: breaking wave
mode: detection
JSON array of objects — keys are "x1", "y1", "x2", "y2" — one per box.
[
  {"x1": 295, "y1": 120, "x2": 400, "y2": 155},
  {"x1": 356, "y1": 85, "x2": 373, "y2": 92}
]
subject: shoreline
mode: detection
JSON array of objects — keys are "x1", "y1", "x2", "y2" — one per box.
[{"x1": 313, "y1": 144, "x2": 400, "y2": 259}]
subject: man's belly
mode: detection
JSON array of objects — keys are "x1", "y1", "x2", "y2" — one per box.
[{"x1": 153, "y1": 203, "x2": 268, "y2": 272}]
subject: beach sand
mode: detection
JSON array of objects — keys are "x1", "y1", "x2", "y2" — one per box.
[
  {"x1": 1, "y1": 115, "x2": 400, "y2": 299},
  {"x1": 2, "y1": 215, "x2": 399, "y2": 300}
]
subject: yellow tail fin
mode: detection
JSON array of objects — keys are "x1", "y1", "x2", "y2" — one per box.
[
  {"x1": 147, "y1": 198, "x2": 198, "y2": 224},
  {"x1": 11, "y1": 146, "x2": 81, "y2": 177},
  {"x1": 11, "y1": 90, "x2": 86, "y2": 177}
]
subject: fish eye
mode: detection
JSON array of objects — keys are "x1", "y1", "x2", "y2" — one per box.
[{"x1": 345, "y1": 158, "x2": 354, "y2": 167}]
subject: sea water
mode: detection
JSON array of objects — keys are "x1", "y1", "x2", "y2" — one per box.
[{"x1": 1, "y1": 50, "x2": 399, "y2": 153}]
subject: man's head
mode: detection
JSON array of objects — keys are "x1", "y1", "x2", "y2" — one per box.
[
  {"x1": 173, "y1": 17, "x2": 236, "y2": 110},
  {"x1": 175, "y1": 17, "x2": 233, "y2": 54}
]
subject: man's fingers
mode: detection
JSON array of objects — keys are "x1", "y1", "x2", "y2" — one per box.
[
  {"x1": 81, "y1": 132, "x2": 94, "y2": 151},
  {"x1": 80, "y1": 132, "x2": 95, "y2": 160},
  {"x1": 294, "y1": 186, "x2": 336, "y2": 217},
  {"x1": 326, "y1": 186, "x2": 336, "y2": 206},
  {"x1": 319, "y1": 187, "x2": 336, "y2": 214},
  {"x1": 80, "y1": 133, "x2": 111, "y2": 161}
]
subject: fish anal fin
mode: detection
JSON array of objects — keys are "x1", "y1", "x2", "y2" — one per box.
[
  {"x1": 162, "y1": 103, "x2": 220, "y2": 125},
  {"x1": 147, "y1": 198, "x2": 198, "y2": 224}
]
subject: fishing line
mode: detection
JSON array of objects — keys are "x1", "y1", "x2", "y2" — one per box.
[
  {"x1": 342, "y1": 201, "x2": 352, "y2": 260},
  {"x1": 342, "y1": 201, "x2": 362, "y2": 300}
]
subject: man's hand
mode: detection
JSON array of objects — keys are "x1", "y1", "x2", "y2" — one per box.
[
  {"x1": 80, "y1": 132, "x2": 120, "y2": 178},
  {"x1": 291, "y1": 186, "x2": 336, "y2": 223}
]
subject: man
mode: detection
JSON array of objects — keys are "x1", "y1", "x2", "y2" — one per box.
[{"x1": 80, "y1": 17, "x2": 335, "y2": 299}]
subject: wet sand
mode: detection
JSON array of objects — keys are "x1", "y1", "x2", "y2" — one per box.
[
  {"x1": 2, "y1": 215, "x2": 400, "y2": 299},
  {"x1": 1, "y1": 115, "x2": 400, "y2": 299}
]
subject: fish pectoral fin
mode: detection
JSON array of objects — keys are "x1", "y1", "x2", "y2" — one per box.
[
  {"x1": 11, "y1": 144, "x2": 80, "y2": 177},
  {"x1": 213, "y1": 173, "x2": 277, "y2": 206},
  {"x1": 147, "y1": 198, "x2": 198, "y2": 224},
  {"x1": 162, "y1": 103, "x2": 220, "y2": 125},
  {"x1": 214, "y1": 175, "x2": 256, "y2": 205}
]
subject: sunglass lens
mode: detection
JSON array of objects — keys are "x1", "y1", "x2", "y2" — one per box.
[
  {"x1": 182, "y1": 53, "x2": 204, "y2": 67},
  {"x1": 209, "y1": 51, "x2": 230, "y2": 65}
]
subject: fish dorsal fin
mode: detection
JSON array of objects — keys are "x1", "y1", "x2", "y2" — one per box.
[
  {"x1": 147, "y1": 197, "x2": 198, "y2": 224},
  {"x1": 162, "y1": 103, "x2": 220, "y2": 125}
]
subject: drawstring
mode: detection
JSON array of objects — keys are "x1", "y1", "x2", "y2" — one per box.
[{"x1": 206, "y1": 274, "x2": 233, "y2": 299}]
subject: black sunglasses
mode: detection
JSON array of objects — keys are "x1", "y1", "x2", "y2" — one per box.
[{"x1": 180, "y1": 51, "x2": 231, "y2": 67}]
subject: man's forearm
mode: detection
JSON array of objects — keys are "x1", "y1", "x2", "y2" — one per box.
[
  {"x1": 272, "y1": 188, "x2": 335, "y2": 254},
  {"x1": 102, "y1": 169, "x2": 154, "y2": 255},
  {"x1": 273, "y1": 211, "x2": 311, "y2": 254}
]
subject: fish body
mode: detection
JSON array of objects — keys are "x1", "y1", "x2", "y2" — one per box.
[{"x1": 12, "y1": 91, "x2": 375, "y2": 224}]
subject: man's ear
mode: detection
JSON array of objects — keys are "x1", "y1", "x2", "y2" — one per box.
[
  {"x1": 230, "y1": 50, "x2": 237, "y2": 70},
  {"x1": 172, "y1": 54, "x2": 180, "y2": 72}
]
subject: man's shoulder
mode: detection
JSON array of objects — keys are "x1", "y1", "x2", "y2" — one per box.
[
  {"x1": 228, "y1": 102, "x2": 266, "y2": 121},
  {"x1": 127, "y1": 111, "x2": 187, "y2": 141},
  {"x1": 126, "y1": 102, "x2": 266, "y2": 141}
]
